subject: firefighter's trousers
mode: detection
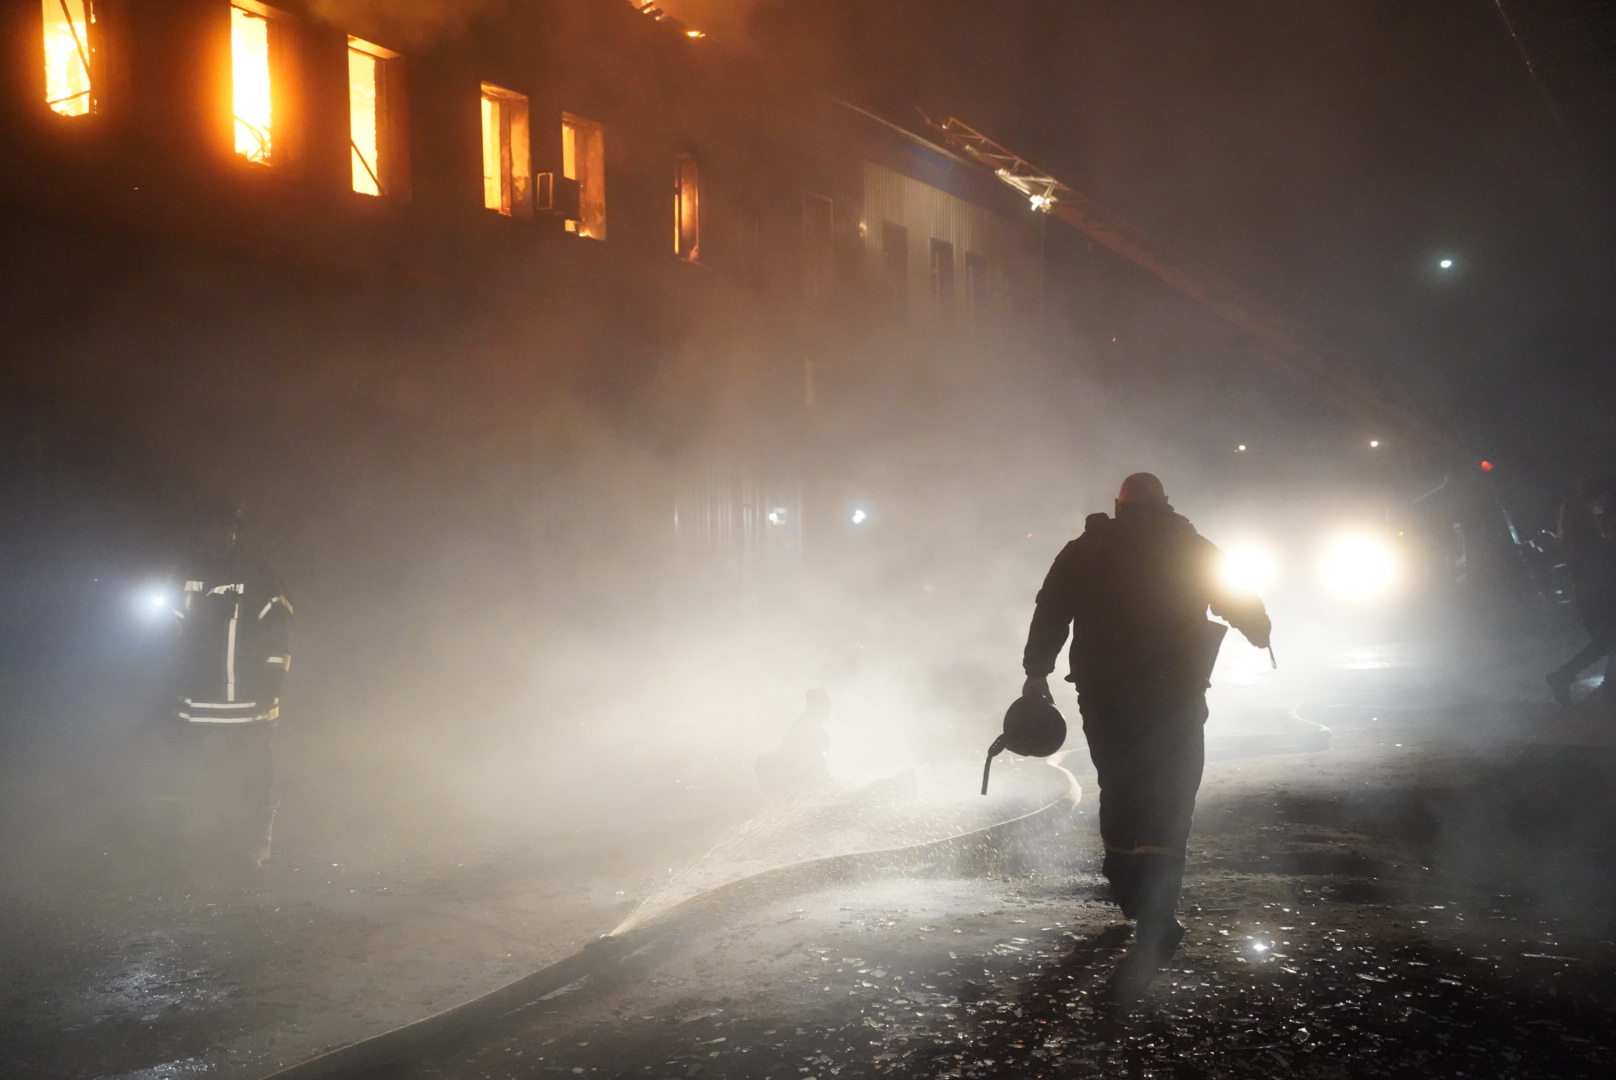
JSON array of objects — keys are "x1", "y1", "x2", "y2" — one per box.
[
  {"x1": 156, "y1": 719, "x2": 278, "y2": 866},
  {"x1": 1078, "y1": 683, "x2": 1208, "y2": 931}
]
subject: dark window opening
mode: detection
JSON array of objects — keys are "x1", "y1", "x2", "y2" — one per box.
[
  {"x1": 881, "y1": 221, "x2": 908, "y2": 284},
  {"x1": 929, "y1": 238, "x2": 955, "y2": 309}
]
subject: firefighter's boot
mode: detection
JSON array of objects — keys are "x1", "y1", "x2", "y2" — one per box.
[
  {"x1": 1110, "y1": 853, "x2": 1187, "y2": 1001},
  {"x1": 1101, "y1": 848, "x2": 1140, "y2": 917}
]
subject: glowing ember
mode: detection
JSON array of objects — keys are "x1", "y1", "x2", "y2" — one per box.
[
  {"x1": 42, "y1": 0, "x2": 93, "y2": 116},
  {"x1": 232, "y1": 5, "x2": 272, "y2": 162}
]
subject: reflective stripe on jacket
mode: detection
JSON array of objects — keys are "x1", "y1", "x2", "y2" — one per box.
[{"x1": 172, "y1": 552, "x2": 291, "y2": 723}]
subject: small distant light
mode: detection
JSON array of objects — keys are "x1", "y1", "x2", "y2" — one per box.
[
  {"x1": 768, "y1": 508, "x2": 787, "y2": 525},
  {"x1": 149, "y1": 593, "x2": 166, "y2": 608},
  {"x1": 1252, "y1": 941, "x2": 1270, "y2": 953},
  {"x1": 1029, "y1": 194, "x2": 1053, "y2": 212},
  {"x1": 1439, "y1": 258, "x2": 1454, "y2": 269},
  {"x1": 685, "y1": 29, "x2": 704, "y2": 38},
  {"x1": 851, "y1": 509, "x2": 867, "y2": 525},
  {"x1": 1236, "y1": 444, "x2": 1247, "y2": 452},
  {"x1": 1369, "y1": 439, "x2": 1380, "y2": 448},
  {"x1": 1480, "y1": 460, "x2": 1493, "y2": 472}
]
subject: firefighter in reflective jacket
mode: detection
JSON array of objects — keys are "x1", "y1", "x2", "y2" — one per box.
[
  {"x1": 1021, "y1": 473, "x2": 1270, "y2": 991},
  {"x1": 161, "y1": 501, "x2": 292, "y2": 869}
]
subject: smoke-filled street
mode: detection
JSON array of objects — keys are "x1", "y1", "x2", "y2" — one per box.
[
  {"x1": 8, "y1": 0, "x2": 1616, "y2": 1077},
  {"x1": 9, "y1": 608, "x2": 1616, "y2": 1078}
]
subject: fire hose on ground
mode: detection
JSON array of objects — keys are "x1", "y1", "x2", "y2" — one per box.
[{"x1": 255, "y1": 760, "x2": 1083, "y2": 1080}]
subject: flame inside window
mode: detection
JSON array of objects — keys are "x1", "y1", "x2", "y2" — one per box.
[
  {"x1": 232, "y1": 5, "x2": 273, "y2": 162},
  {"x1": 480, "y1": 95, "x2": 500, "y2": 210},
  {"x1": 562, "y1": 114, "x2": 606, "y2": 239},
  {"x1": 42, "y1": 0, "x2": 93, "y2": 116},
  {"x1": 674, "y1": 152, "x2": 699, "y2": 260},
  {"x1": 348, "y1": 44, "x2": 380, "y2": 195},
  {"x1": 480, "y1": 84, "x2": 530, "y2": 217}
]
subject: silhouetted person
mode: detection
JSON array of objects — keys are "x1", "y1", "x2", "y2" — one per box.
[
  {"x1": 756, "y1": 687, "x2": 832, "y2": 794},
  {"x1": 1548, "y1": 478, "x2": 1616, "y2": 706},
  {"x1": 1021, "y1": 473, "x2": 1270, "y2": 996},
  {"x1": 156, "y1": 499, "x2": 292, "y2": 871}
]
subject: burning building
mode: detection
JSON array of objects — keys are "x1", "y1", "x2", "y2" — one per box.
[{"x1": 1, "y1": 0, "x2": 1056, "y2": 610}]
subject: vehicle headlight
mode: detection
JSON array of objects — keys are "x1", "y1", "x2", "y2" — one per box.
[
  {"x1": 1322, "y1": 535, "x2": 1399, "y2": 599},
  {"x1": 1218, "y1": 546, "x2": 1276, "y2": 596}
]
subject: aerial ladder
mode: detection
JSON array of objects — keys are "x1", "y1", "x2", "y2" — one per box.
[{"x1": 924, "y1": 115, "x2": 1470, "y2": 462}]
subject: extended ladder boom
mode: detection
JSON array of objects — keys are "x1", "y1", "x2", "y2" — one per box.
[{"x1": 927, "y1": 115, "x2": 1467, "y2": 459}]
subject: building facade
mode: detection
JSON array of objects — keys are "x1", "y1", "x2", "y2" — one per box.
[{"x1": 0, "y1": 0, "x2": 1049, "y2": 622}]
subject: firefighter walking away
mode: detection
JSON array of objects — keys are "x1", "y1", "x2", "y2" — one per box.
[
  {"x1": 1020, "y1": 472, "x2": 1270, "y2": 998},
  {"x1": 155, "y1": 498, "x2": 293, "y2": 873}
]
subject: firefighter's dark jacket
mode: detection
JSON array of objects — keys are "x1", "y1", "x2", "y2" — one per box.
[
  {"x1": 171, "y1": 550, "x2": 292, "y2": 723},
  {"x1": 1023, "y1": 502, "x2": 1270, "y2": 693}
]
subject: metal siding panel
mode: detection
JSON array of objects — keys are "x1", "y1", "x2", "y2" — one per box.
[{"x1": 863, "y1": 160, "x2": 1029, "y2": 312}]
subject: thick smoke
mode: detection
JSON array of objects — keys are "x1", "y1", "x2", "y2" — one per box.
[{"x1": 306, "y1": 0, "x2": 506, "y2": 46}]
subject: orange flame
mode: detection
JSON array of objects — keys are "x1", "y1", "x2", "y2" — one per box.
[
  {"x1": 43, "y1": 0, "x2": 93, "y2": 116},
  {"x1": 232, "y1": 5, "x2": 272, "y2": 162}
]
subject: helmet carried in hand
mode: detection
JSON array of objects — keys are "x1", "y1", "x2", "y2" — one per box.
[{"x1": 981, "y1": 695, "x2": 1067, "y2": 794}]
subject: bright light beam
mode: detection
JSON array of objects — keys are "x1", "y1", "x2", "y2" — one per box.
[
  {"x1": 136, "y1": 588, "x2": 171, "y2": 619},
  {"x1": 1218, "y1": 546, "x2": 1276, "y2": 596},
  {"x1": 1322, "y1": 535, "x2": 1398, "y2": 600}
]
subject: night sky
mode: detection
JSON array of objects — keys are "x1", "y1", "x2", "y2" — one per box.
[{"x1": 728, "y1": 0, "x2": 1616, "y2": 484}]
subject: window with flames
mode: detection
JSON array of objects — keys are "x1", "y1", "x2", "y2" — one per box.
[
  {"x1": 562, "y1": 113, "x2": 606, "y2": 240},
  {"x1": 674, "y1": 153, "x2": 699, "y2": 261},
  {"x1": 348, "y1": 37, "x2": 408, "y2": 198},
  {"x1": 42, "y1": 0, "x2": 95, "y2": 116},
  {"x1": 481, "y1": 83, "x2": 532, "y2": 217},
  {"x1": 231, "y1": 2, "x2": 300, "y2": 167}
]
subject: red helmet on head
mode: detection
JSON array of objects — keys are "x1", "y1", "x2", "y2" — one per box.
[{"x1": 1117, "y1": 472, "x2": 1167, "y2": 504}]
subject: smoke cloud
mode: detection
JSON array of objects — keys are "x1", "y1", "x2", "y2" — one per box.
[{"x1": 306, "y1": 0, "x2": 505, "y2": 46}]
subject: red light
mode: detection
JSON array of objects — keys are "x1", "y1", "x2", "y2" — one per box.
[{"x1": 1479, "y1": 460, "x2": 1494, "y2": 472}]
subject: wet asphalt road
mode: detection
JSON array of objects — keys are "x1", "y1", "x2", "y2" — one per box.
[
  {"x1": 9, "y1": 618, "x2": 1616, "y2": 1079},
  {"x1": 376, "y1": 722, "x2": 1616, "y2": 1080},
  {"x1": 0, "y1": 796, "x2": 750, "y2": 1080}
]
